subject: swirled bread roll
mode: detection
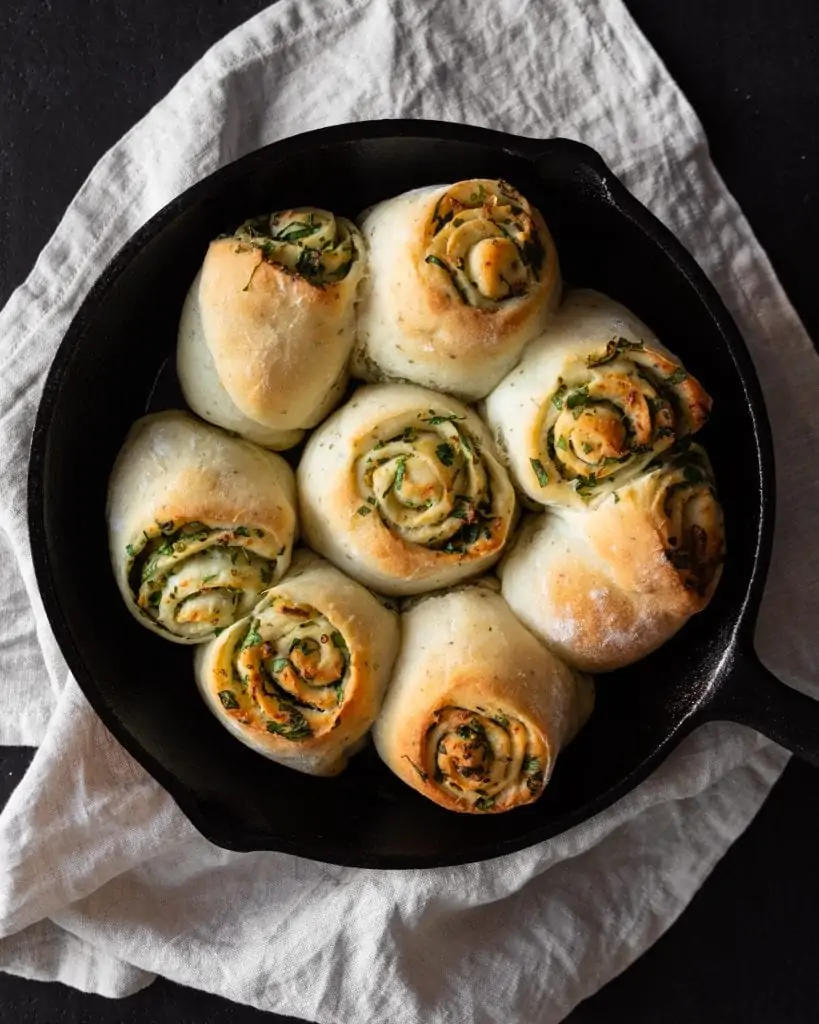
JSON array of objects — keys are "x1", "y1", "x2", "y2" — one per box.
[
  {"x1": 195, "y1": 552, "x2": 399, "y2": 776},
  {"x1": 178, "y1": 208, "x2": 366, "y2": 449},
  {"x1": 483, "y1": 289, "x2": 712, "y2": 509},
  {"x1": 353, "y1": 179, "x2": 560, "y2": 400},
  {"x1": 500, "y1": 443, "x2": 725, "y2": 672},
  {"x1": 372, "y1": 583, "x2": 594, "y2": 813},
  {"x1": 297, "y1": 383, "x2": 517, "y2": 596},
  {"x1": 107, "y1": 411, "x2": 297, "y2": 643}
]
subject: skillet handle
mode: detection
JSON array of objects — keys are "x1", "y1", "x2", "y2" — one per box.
[{"x1": 707, "y1": 648, "x2": 819, "y2": 768}]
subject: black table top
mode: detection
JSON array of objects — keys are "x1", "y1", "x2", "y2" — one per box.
[{"x1": 2, "y1": 1, "x2": 818, "y2": 1021}]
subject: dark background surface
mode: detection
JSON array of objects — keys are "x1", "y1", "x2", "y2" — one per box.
[{"x1": 1, "y1": 0, "x2": 818, "y2": 1021}]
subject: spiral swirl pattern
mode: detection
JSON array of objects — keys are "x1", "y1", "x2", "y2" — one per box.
[
  {"x1": 648, "y1": 442, "x2": 725, "y2": 597},
  {"x1": 210, "y1": 597, "x2": 353, "y2": 744},
  {"x1": 235, "y1": 207, "x2": 361, "y2": 286},
  {"x1": 128, "y1": 520, "x2": 282, "y2": 641},
  {"x1": 423, "y1": 179, "x2": 549, "y2": 308},
  {"x1": 413, "y1": 706, "x2": 547, "y2": 811},
  {"x1": 534, "y1": 339, "x2": 710, "y2": 500},
  {"x1": 298, "y1": 385, "x2": 517, "y2": 596},
  {"x1": 354, "y1": 410, "x2": 499, "y2": 553}
]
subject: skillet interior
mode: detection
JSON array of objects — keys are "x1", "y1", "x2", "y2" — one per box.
[{"x1": 28, "y1": 122, "x2": 768, "y2": 867}]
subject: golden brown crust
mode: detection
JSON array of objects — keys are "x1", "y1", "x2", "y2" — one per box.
[
  {"x1": 372, "y1": 584, "x2": 593, "y2": 813},
  {"x1": 107, "y1": 411, "x2": 297, "y2": 643},
  {"x1": 198, "y1": 240, "x2": 355, "y2": 426},
  {"x1": 195, "y1": 552, "x2": 400, "y2": 776},
  {"x1": 297, "y1": 383, "x2": 517, "y2": 596},
  {"x1": 355, "y1": 181, "x2": 561, "y2": 400},
  {"x1": 500, "y1": 446, "x2": 725, "y2": 672}
]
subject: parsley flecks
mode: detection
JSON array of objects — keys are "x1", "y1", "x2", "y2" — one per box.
[
  {"x1": 266, "y1": 710, "x2": 312, "y2": 742},
  {"x1": 218, "y1": 690, "x2": 240, "y2": 710},
  {"x1": 566, "y1": 386, "x2": 590, "y2": 413},
  {"x1": 421, "y1": 411, "x2": 466, "y2": 426},
  {"x1": 586, "y1": 335, "x2": 644, "y2": 368},
  {"x1": 271, "y1": 657, "x2": 291, "y2": 675},
  {"x1": 666, "y1": 367, "x2": 688, "y2": 385},
  {"x1": 425, "y1": 254, "x2": 449, "y2": 272},
  {"x1": 474, "y1": 795, "x2": 495, "y2": 811},
  {"x1": 241, "y1": 623, "x2": 262, "y2": 650},
  {"x1": 331, "y1": 631, "x2": 348, "y2": 651},
  {"x1": 436, "y1": 442, "x2": 455, "y2": 466},
  {"x1": 202, "y1": 574, "x2": 218, "y2": 584},
  {"x1": 233, "y1": 526, "x2": 251, "y2": 537},
  {"x1": 552, "y1": 384, "x2": 568, "y2": 410},
  {"x1": 556, "y1": 435, "x2": 568, "y2": 451},
  {"x1": 522, "y1": 754, "x2": 540, "y2": 774},
  {"x1": 492, "y1": 713, "x2": 510, "y2": 728},
  {"x1": 530, "y1": 458, "x2": 549, "y2": 487},
  {"x1": 125, "y1": 543, "x2": 136, "y2": 558},
  {"x1": 356, "y1": 505, "x2": 373, "y2": 516}
]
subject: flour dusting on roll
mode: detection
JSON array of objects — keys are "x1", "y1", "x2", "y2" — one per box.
[
  {"x1": 373, "y1": 582, "x2": 594, "y2": 813},
  {"x1": 178, "y1": 207, "x2": 366, "y2": 449},
  {"x1": 483, "y1": 289, "x2": 711, "y2": 509},
  {"x1": 354, "y1": 179, "x2": 560, "y2": 400},
  {"x1": 107, "y1": 411, "x2": 297, "y2": 643},
  {"x1": 500, "y1": 442, "x2": 725, "y2": 672},
  {"x1": 297, "y1": 383, "x2": 517, "y2": 596},
  {"x1": 195, "y1": 552, "x2": 399, "y2": 776}
]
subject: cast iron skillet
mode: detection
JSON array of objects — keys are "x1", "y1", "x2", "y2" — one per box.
[{"x1": 27, "y1": 120, "x2": 819, "y2": 869}]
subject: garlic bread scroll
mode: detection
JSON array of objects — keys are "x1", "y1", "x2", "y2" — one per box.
[
  {"x1": 483, "y1": 289, "x2": 711, "y2": 509},
  {"x1": 107, "y1": 411, "x2": 297, "y2": 643},
  {"x1": 178, "y1": 208, "x2": 366, "y2": 449},
  {"x1": 297, "y1": 383, "x2": 517, "y2": 596},
  {"x1": 500, "y1": 443, "x2": 725, "y2": 672},
  {"x1": 195, "y1": 552, "x2": 399, "y2": 776},
  {"x1": 373, "y1": 583, "x2": 594, "y2": 813},
  {"x1": 353, "y1": 179, "x2": 560, "y2": 400}
]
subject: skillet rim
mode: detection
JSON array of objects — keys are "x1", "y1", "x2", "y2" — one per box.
[{"x1": 26, "y1": 119, "x2": 775, "y2": 868}]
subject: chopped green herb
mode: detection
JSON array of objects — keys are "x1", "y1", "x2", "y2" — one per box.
[
  {"x1": 436, "y1": 442, "x2": 455, "y2": 466},
  {"x1": 556, "y1": 435, "x2": 568, "y2": 451},
  {"x1": 552, "y1": 384, "x2": 568, "y2": 410},
  {"x1": 382, "y1": 456, "x2": 407, "y2": 497},
  {"x1": 356, "y1": 505, "x2": 373, "y2": 516},
  {"x1": 233, "y1": 526, "x2": 250, "y2": 537},
  {"x1": 586, "y1": 335, "x2": 644, "y2": 368},
  {"x1": 582, "y1": 441, "x2": 594, "y2": 454},
  {"x1": 403, "y1": 755, "x2": 428, "y2": 782},
  {"x1": 148, "y1": 590, "x2": 162, "y2": 607},
  {"x1": 474, "y1": 795, "x2": 495, "y2": 811},
  {"x1": 422, "y1": 412, "x2": 466, "y2": 426},
  {"x1": 202, "y1": 574, "x2": 218, "y2": 584},
  {"x1": 666, "y1": 367, "x2": 688, "y2": 385},
  {"x1": 241, "y1": 623, "x2": 262, "y2": 650},
  {"x1": 566, "y1": 386, "x2": 590, "y2": 414},
  {"x1": 331, "y1": 631, "x2": 348, "y2": 651},
  {"x1": 271, "y1": 657, "x2": 291, "y2": 675},
  {"x1": 492, "y1": 714, "x2": 510, "y2": 728},
  {"x1": 266, "y1": 710, "x2": 311, "y2": 742},
  {"x1": 530, "y1": 458, "x2": 549, "y2": 487},
  {"x1": 295, "y1": 247, "x2": 322, "y2": 278},
  {"x1": 218, "y1": 690, "x2": 240, "y2": 710},
  {"x1": 522, "y1": 754, "x2": 540, "y2": 774},
  {"x1": 425, "y1": 254, "x2": 450, "y2": 272},
  {"x1": 125, "y1": 543, "x2": 136, "y2": 558}
]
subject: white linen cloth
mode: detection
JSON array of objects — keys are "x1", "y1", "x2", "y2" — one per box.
[{"x1": 0, "y1": 0, "x2": 817, "y2": 1020}]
